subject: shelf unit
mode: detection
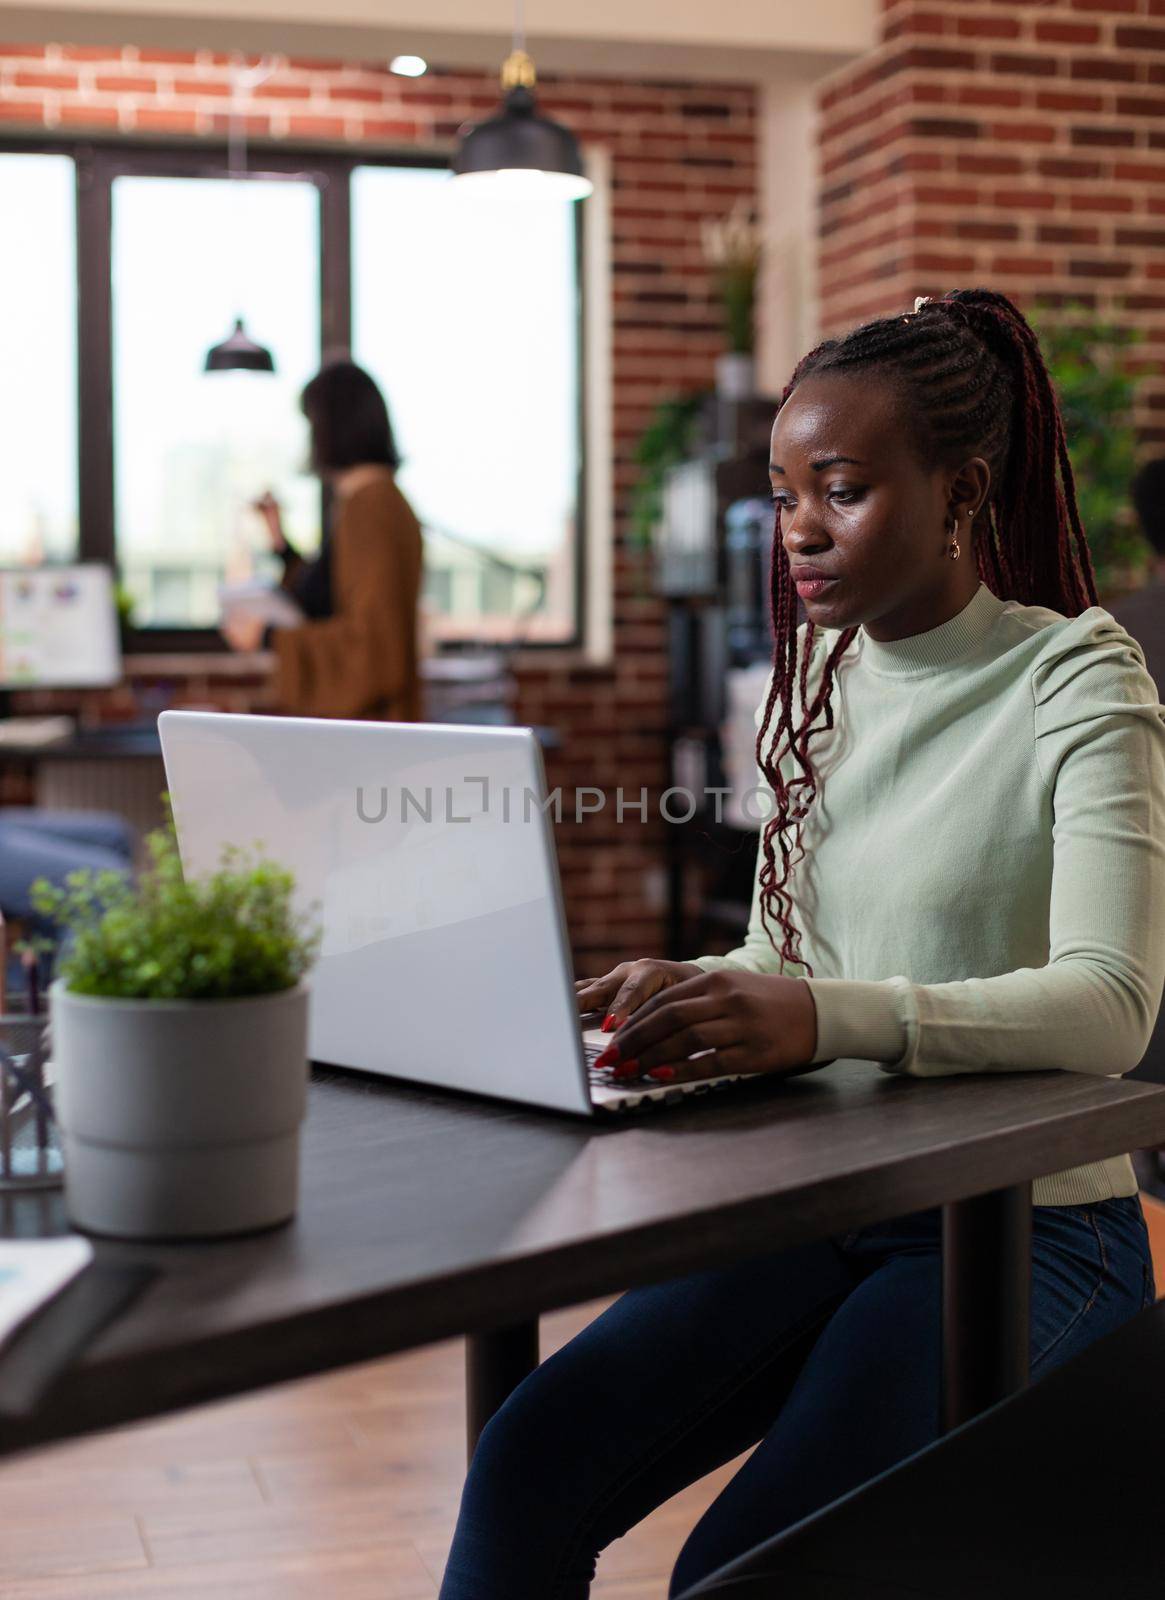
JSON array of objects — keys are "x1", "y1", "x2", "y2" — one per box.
[{"x1": 655, "y1": 392, "x2": 805, "y2": 959}]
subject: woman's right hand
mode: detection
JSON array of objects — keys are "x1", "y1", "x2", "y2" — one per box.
[
  {"x1": 252, "y1": 491, "x2": 286, "y2": 552},
  {"x1": 576, "y1": 959, "x2": 704, "y2": 1032}
]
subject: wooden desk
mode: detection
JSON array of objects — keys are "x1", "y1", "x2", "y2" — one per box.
[
  {"x1": 0, "y1": 725, "x2": 168, "y2": 854},
  {"x1": 0, "y1": 721, "x2": 560, "y2": 767},
  {"x1": 2, "y1": 1059, "x2": 1164, "y2": 1464},
  {"x1": 0, "y1": 726, "x2": 163, "y2": 762}
]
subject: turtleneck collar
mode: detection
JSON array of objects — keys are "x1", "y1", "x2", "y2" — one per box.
[{"x1": 857, "y1": 581, "x2": 1006, "y2": 679}]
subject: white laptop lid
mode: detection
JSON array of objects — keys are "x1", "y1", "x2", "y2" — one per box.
[{"x1": 159, "y1": 711, "x2": 592, "y2": 1116}]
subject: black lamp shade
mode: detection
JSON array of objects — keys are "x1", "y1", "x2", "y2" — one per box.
[
  {"x1": 453, "y1": 85, "x2": 592, "y2": 199},
  {"x1": 204, "y1": 317, "x2": 275, "y2": 374}
]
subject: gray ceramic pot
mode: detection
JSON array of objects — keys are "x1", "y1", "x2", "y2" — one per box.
[
  {"x1": 715, "y1": 350, "x2": 755, "y2": 400},
  {"x1": 49, "y1": 980, "x2": 309, "y2": 1240}
]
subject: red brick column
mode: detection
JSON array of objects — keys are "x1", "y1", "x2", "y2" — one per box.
[{"x1": 817, "y1": 0, "x2": 1165, "y2": 444}]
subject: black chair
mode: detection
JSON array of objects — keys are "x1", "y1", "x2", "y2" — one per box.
[
  {"x1": 1131, "y1": 1005, "x2": 1165, "y2": 1188},
  {"x1": 677, "y1": 1298, "x2": 1165, "y2": 1600},
  {"x1": 1131, "y1": 986, "x2": 1165, "y2": 1089}
]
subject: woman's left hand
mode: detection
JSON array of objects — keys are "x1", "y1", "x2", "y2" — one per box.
[{"x1": 593, "y1": 970, "x2": 821, "y2": 1084}]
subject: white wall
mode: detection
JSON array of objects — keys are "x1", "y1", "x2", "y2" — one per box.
[{"x1": 757, "y1": 73, "x2": 824, "y2": 394}]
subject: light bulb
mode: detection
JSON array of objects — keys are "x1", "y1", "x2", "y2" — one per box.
[{"x1": 453, "y1": 168, "x2": 593, "y2": 201}]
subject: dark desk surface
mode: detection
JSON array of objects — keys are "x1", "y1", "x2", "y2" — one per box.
[
  {"x1": 0, "y1": 725, "x2": 163, "y2": 761},
  {"x1": 0, "y1": 722, "x2": 560, "y2": 761},
  {"x1": 3, "y1": 1059, "x2": 1165, "y2": 1458}
]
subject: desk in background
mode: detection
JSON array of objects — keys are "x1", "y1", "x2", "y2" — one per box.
[{"x1": 0, "y1": 723, "x2": 170, "y2": 857}]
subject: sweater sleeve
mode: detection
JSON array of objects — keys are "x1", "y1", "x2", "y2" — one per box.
[
  {"x1": 272, "y1": 487, "x2": 414, "y2": 720},
  {"x1": 806, "y1": 612, "x2": 1165, "y2": 1078}
]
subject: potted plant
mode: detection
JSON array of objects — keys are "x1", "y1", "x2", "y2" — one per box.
[
  {"x1": 31, "y1": 820, "x2": 320, "y2": 1240},
  {"x1": 629, "y1": 391, "x2": 709, "y2": 555},
  {"x1": 702, "y1": 201, "x2": 765, "y2": 399},
  {"x1": 113, "y1": 581, "x2": 137, "y2": 650}
]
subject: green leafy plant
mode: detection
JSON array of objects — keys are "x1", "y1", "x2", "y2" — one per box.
[
  {"x1": 30, "y1": 816, "x2": 320, "y2": 1001},
  {"x1": 1029, "y1": 299, "x2": 1156, "y2": 599},
  {"x1": 113, "y1": 582, "x2": 136, "y2": 633},
  {"x1": 629, "y1": 392, "x2": 708, "y2": 555}
]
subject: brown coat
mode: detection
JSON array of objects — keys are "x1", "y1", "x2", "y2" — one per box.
[{"x1": 272, "y1": 469, "x2": 423, "y2": 721}]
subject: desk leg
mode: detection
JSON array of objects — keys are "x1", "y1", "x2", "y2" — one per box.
[
  {"x1": 466, "y1": 1322, "x2": 539, "y2": 1463},
  {"x1": 941, "y1": 1182, "x2": 1032, "y2": 1434}
]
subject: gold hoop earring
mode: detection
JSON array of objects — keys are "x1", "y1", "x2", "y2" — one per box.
[{"x1": 946, "y1": 513, "x2": 961, "y2": 562}]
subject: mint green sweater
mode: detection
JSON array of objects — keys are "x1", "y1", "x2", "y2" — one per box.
[{"x1": 694, "y1": 581, "x2": 1165, "y2": 1206}]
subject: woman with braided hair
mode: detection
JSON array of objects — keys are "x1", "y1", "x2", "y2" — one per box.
[{"x1": 438, "y1": 288, "x2": 1163, "y2": 1599}]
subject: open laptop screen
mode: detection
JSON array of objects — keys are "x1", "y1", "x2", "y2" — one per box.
[{"x1": 0, "y1": 564, "x2": 121, "y2": 690}]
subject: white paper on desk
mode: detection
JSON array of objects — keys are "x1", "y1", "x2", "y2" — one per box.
[
  {"x1": 218, "y1": 582, "x2": 304, "y2": 632},
  {"x1": 0, "y1": 715, "x2": 75, "y2": 748},
  {"x1": 0, "y1": 1237, "x2": 93, "y2": 1351}
]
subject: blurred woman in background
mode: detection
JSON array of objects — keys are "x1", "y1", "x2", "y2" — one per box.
[{"x1": 224, "y1": 359, "x2": 423, "y2": 721}]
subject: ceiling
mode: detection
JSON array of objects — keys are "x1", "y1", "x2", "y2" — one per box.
[{"x1": 0, "y1": 0, "x2": 877, "y2": 82}]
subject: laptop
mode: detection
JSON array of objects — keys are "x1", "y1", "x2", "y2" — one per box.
[
  {"x1": 158, "y1": 711, "x2": 745, "y2": 1118},
  {"x1": 0, "y1": 563, "x2": 121, "y2": 691}
]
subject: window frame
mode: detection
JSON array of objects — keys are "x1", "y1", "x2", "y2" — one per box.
[
  {"x1": 0, "y1": 134, "x2": 587, "y2": 654},
  {"x1": 0, "y1": 139, "x2": 82, "y2": 573}
]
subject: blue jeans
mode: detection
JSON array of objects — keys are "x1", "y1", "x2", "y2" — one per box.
[{"x1": 439, "y1": 1196, "x2": 1155, "y2": 1600}]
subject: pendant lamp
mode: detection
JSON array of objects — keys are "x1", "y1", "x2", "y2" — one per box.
[
  {"x1": 203, "y1": 57, "x2": 277, "y2": 374},
  {"x1": 205, "y1": 317, "x2": 275, "y2": 372},
  {"x1": 453, "y1": 0, "x2": 592, "y2": 200}
]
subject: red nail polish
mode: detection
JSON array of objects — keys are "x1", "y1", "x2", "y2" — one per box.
[
  {"x1": 646, "y1": 1066, "x2": 676, "y2": 1082},
  {"x1": 614, "y1": 1059, "x2": 640, "y2": 1078},
  {"x1": 595, "y1": 1046, "x2": 619, "y2": 1069},
  {"x1": 601, "y1": 1014, "x2": 618, "y2": 1033}
]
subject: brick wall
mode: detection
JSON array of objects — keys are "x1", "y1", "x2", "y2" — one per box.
[
  {"x1": 0, "y1": 42, "x2": 759, "y2": 969},
  {"x1": 817, "y1": 0, "x2": 1165, "y2": 445}
]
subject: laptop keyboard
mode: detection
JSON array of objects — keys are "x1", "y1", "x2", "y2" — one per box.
[
  {"x1": 585, "y1": 1038, "x2": 742, "y2": 1111},
  {"x1": 586, "y1": 1039, "x2": 642, "y2": 1087}
]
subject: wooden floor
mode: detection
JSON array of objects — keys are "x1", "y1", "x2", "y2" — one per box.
[
  {"x1": 0, "y1": 1299, "x2": 744, "y2": 1598},
  {"x1": 5, "y1": 1195, "x2": 1163, "y2": 1598},
  {"x1": 1142, "y1": 1189, "x2": 1165, "y2": 1278}
]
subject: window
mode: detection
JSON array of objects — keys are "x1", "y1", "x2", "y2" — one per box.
[
  {"x1": 0, "y1": 153, "x2": 78, "y2": 564},
  {"x1": 352, "y1": 166, "x2": 582, "y2": 644},
  {"x1": 112, "y1": 175, "x2": 320, "y2": 627},
  {"x1": 1, "y1": 141, "x2": 585, "y2": 647}
]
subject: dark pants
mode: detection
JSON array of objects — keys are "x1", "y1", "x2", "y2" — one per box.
[{"x1": 439, "y1": 1197, "x2": 1155, "y2": 1600}]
